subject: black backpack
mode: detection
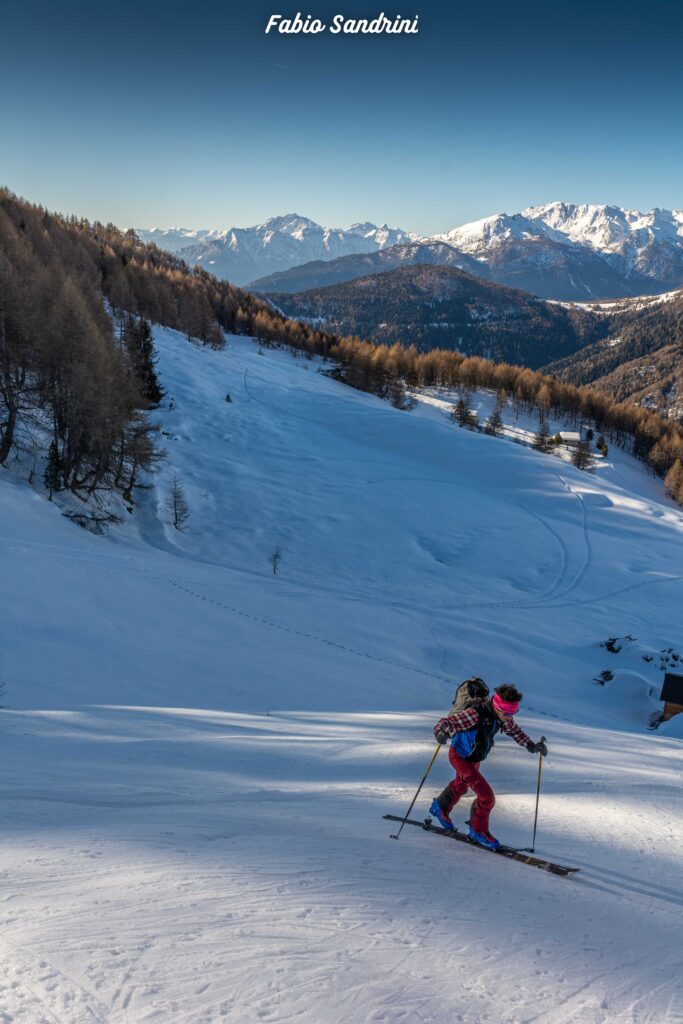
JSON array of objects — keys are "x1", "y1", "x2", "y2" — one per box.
[{"x1": 448, "y1": 677, "x2": 489, "y2": 715}]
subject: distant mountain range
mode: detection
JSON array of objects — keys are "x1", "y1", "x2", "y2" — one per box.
[
  {"x1": 136, "y1": 215, "x2": 415, "y2": 286},
  {"x1": 139, "y1": 204, "x2": 683, "y2": 301}
]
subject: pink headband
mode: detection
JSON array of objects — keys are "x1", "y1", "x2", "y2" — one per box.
[{"x1": 492, "y1": 693, "x2": 520, "y2": 716}]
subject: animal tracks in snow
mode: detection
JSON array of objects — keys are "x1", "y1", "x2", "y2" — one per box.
[{"x1": 166, "y1": 578, "x2": 449, "y2": 684}]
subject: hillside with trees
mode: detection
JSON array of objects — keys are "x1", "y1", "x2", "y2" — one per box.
[
  {"x1": 0, "y1": 188, "x2": 348, "y2": 511},
  {"x1": 543, "y1": 290, "x2": 683, "y2": 420},
  {"x1": 1, "y1": 188, "x2": 682, "y2": 510},
  {"x1": 0, "y1": 194, "x2": 160, "y2": 509},
  {"x1": 267, "y1": 264, "x2": 601, "y2": 368},
  {"x1": 248, "y1": 240, "x2": 487, "y2": 292}
]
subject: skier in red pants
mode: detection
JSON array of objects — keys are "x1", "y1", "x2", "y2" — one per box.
[{"x1": 430, "y1": 682, "x2": 548, "y2": 849}]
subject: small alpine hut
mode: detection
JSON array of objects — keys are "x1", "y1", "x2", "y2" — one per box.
[
  {"x1": 660, "y1": 672, "x2": 683, "y2": 720},
  {"x1": 559, "y1": 431, "x2": 582, "y2": 449}
]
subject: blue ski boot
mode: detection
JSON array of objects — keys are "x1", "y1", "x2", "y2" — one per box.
[
  {"x1": 430, "y1": 798, "x2": 455, "y2": 831},
  {"x1": 468, "y1": 826, "x2": 501, "y2": 850}
]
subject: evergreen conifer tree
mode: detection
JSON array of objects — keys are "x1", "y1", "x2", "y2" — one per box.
[
  {"x1": 452, "y1": 397, "x2": 473, "y2": 427},
  {"x1": 571, "y1": 440, "x2": 595, "y2": 471},
  {"x1": 532, "y1": 421, "x2": 552, "y2": 452},
  {"x1": 484, "y1": 408, "x2": 503, "y2": 436},
  {"x1": 124, "y1": 316, "x2": 163, "y2": 405},
  {"x1": 389, "y1": 378, "x2": 415, "y2": 410},
  {"x1": 44, "y1": 440, "x2": 62, "y2": 500},
  {"x1": 168, "y1": 473, "x2": 189, "y2": 530}
]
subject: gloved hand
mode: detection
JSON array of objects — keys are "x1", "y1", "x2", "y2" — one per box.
[
  {"x1": 527, "y1": 737, "x2": 548, "y2": 757},
  {"x1": 434, "y1": 717, "x2": 452, "y2": 743}
]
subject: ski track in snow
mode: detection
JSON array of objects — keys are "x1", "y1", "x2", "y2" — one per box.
[
  {"x1": 1, "y1": 328, "x2": 683, "y2": 1024},
  {"x1": 467, "y1": 477, "x2": 592, "y2": 612},
  {"x1": 547, "y1": 571, "x2": 683, "y2": 609},
  {"x1": 550, "y1": 475, "x2": 593, "y2": 601},
  {"x1": 513, "y1": 499, "x2": 570, "y2": 602}
]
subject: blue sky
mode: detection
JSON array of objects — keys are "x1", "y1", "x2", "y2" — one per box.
[{"x1": 2, "y1": 0, "x2": 682, "y2": 233}]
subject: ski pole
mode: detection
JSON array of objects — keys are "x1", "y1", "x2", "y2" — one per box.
[
  {"x1": 390, "y1": 742, "x2": 441, "y2": 840},
  {"x1": 523, "y1": 737, "x2": 545, "y2": 853}
]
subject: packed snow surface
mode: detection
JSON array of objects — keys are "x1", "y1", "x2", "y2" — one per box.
[{"x1": 1, "y1": 329, "x2": 683, "y2": 1023}]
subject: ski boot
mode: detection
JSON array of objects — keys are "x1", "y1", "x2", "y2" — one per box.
[
  {"x1": 468, "y1": 826, "x2": 501, "y2": 850},
  {"x1": 429, "y1": 796, "x2": 455, "y2": 831}
]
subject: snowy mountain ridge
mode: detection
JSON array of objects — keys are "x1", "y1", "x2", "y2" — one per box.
[
  {"x1": 433, "y1": 202, "x2": 683, "y2": 287},
  {"x1": 136, "y1": 214, "x2": 415, "y2": 286},
  {"x1": 435, "y1": 210, "x2": 568, "y2": 249},
  {"x1": 139, "y1": 203, "x2": 683, "y2": 298},
  {"x1": 524, "y1": 201, "x2": 683, "y2": 256},
  {"x1": 436, "y1": 201, "x2": 683, "y2": 254}
]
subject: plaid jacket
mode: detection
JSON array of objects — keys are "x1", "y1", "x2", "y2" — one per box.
[{"x1": 434, "y1": 705, "x2": 532, "y2": 750}]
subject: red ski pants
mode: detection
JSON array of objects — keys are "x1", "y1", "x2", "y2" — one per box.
[{"x1": 445, "y1": 748, "x2": 495, "y2": 833}]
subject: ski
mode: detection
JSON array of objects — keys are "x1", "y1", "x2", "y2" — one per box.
[{"x1": 383, "y1": 815, "x2": 579, "y2": 877}]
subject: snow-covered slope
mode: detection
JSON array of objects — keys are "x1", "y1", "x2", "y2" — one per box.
[
  {"x1": 1, "y1": 329, "x2": 682, "y2": 1023},
  {"x1": 137, "y1": 215, "x2": 415, "y2": 285}
]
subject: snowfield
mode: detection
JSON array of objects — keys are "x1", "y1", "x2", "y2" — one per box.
[{"x1": 1, "y1": 329, "x2": 682, "y2": 1024}]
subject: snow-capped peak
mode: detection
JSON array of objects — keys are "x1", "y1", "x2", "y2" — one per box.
[
  {"x1": 258, "y1": 213, "x2": 319, "y2": 235},
  {"x1": 434, "y1": 211, "x2": 563, "y2": 253},
  {"x1": 137, "y1": 215, "x2": 414, "y2": 286},
  {"x1": 522, "y1": 201, "x2": 683, "y2": 254},
  {"x1": 425, "y1": 202, "x2": 683, "y2": 294}
]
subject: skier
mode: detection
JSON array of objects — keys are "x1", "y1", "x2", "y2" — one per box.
[{"x1": 429, "y1": 682, "x2": 548, "y2": 849}]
